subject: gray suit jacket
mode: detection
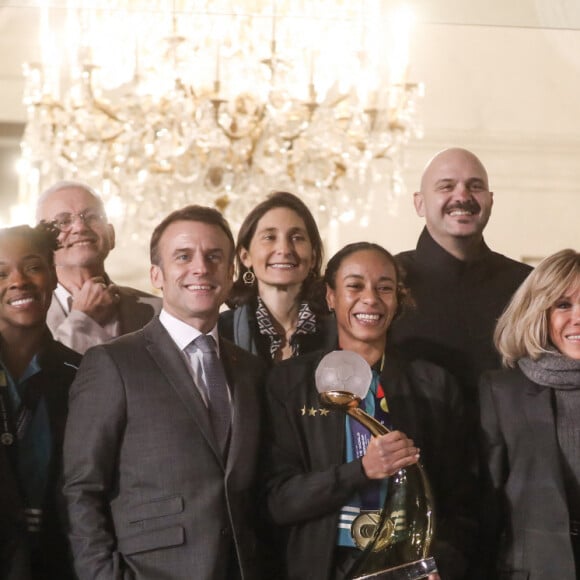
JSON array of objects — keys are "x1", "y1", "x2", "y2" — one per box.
[
  {"x1": 63, "y1": 317, "x2": 267, "y2": 580},
  {"x1": 47, "y1": 284, "x2": 161, "y2": 354},
  {"x1": 479, "y1": 368, "x2": 576, "y2": 580}
]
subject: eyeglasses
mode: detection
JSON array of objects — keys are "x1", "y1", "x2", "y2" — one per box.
[{"x1": 48, "y1": 210, "x2": 107, "y2": 232}]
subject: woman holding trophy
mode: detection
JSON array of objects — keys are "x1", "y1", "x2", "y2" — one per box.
[{"x1": 262, "y1": 242, "x2": 477, "y2": 580}]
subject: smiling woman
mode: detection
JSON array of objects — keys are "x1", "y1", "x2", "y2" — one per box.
[
  {"x1": 0, "y1": 224, "x2": 58, "y2": 339},
  {"x1": 479, "y1": 249, "x2": 580, "y2": 580},
  {"x1": 261, "y1": 241, "x2": 478, "y2": 579},
  {"x1": 219, "y1": 191, "x2": 335, "y2": 364},
  {"x1": 0, "y1": 223, "x2": 81, "y2": 580}
]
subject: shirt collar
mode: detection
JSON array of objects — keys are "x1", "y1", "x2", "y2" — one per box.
[
  {"x1": 54, "y1": 282, "x2": 72, "y2": 312},
  {"x1": 159, "y1": 309, "x2": 220, "y2": 355},
  {"x1": 53, "y1": 278, "x2": 114, "y2": 313},
  {"x1": 416, "y1": 227, "x2": 492, "y2": 271}
]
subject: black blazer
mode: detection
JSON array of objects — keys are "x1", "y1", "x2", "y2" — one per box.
[
  {"x1": 479, "y1": 368, "x2": 576, "y2": 580},
  {"x1": 0, "y1": 337, "x2": 81, "y2": 580},
  {"x1": 263, "y1": 349, "x2": 477, "y2": 580}
]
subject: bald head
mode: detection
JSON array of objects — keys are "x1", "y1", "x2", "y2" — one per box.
[
  {"x1": 420, "y1": 148, "x2": 490, "y2": 193},
  {"x1": 413, "y1": 147, "x2": 494, "y2": 260}
]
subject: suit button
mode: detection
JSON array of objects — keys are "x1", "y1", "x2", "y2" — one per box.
[{"x1": 220, "y1": 527, "x2": 231, "y2": 537}]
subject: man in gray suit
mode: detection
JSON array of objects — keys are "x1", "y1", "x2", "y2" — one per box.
[
  {"x1": 36, "y1": 181, "x2": 161, "y2": 353},
  {"x1": 63, "y1": 205, "x2": 267, "y2": 580}
]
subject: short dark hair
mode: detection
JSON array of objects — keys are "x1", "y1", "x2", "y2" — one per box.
[
  {"x1": 0, "y1": 223, "x2": 60, "y2": 269},
  {"x1": 150, "y1": 205, "x2": 235, "y2": 266},
  {"x1": 324, "y1": 242, "x2": 413, "y2": 320},
  {"x1": 228, "y1": 191, "x2": 324, "y2": 307}
]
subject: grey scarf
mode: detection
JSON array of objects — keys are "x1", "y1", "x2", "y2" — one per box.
[{"x1": 518, "y1": 351, "x2": 580, "y2": 390}]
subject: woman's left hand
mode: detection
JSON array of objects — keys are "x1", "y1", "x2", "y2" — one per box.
[
  {"x1": 361, "y1": 430, "x2": 419, "y2": 479},
  {"x1": 428, "y1": 574, "x2": 441, "y2": 580}
]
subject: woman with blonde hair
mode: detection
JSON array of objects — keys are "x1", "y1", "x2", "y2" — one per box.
[{"x1": 479, "y1": 248, "x2": 580, "y2": 580}]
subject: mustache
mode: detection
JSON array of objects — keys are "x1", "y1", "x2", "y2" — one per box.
[{"x1": 446, "y1": 200, "x2": 481, "y2": 213}]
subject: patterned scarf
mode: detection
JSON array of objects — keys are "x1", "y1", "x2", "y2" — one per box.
[{"x1": 255, "y1": 297, "x2": 317, "y2": 358}]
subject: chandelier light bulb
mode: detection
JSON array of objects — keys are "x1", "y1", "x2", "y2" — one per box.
[{"x1": 17, "y1": 0, "x2": 423, "y2": 243}]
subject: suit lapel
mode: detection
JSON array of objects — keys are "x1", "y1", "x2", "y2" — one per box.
[
  {"x1": 324, "y1": 407, "x2": 346, "y2": 466},
  {"x1": 117, "y1": 287, "x2": 156, "y2": 334},
  {"x1": 221, "y1": 339, "x2": 264, "y2": 473},
  {"x1": 523, "y1": 381, "x2": 568, "y2": 515},
  {"x1": 380, "y1": 357, "x2": 419, "y2": 436},
  {"x1": 306, "y1": 352, "x2": 344, "y2": 468},
  {"x1": 143, "y1": 319, "x2": 223, "y2": 463}
]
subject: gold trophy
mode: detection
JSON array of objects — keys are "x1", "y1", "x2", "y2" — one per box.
[{"x1": 315, "y1": 350, "x2": 437, "y2": 580}]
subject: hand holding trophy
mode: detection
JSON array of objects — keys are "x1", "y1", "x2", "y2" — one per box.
[
  {"x1": 316, "y1": 350, "x2": 438, "y2": 580},
  {"x1": 263, "y1": 243, "x2": 473, "y2": 579}
]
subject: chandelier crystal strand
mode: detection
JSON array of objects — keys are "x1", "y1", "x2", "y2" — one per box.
[{"x1": 19, "y1": 0, "x2": 422, "y2": 241}]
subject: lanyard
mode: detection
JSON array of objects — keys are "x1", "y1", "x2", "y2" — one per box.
[
  {"x1": 0, "y1": 370, "x2": 32, "y2": 446},
  {"x1": 349, "y1": 355, "x2": 391, "y2": 510},
  {"x1": 0, "y1": 370, "x2": 15, "y2": 446}
]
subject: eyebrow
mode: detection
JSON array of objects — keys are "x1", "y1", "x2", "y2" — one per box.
[
  {"x1": 172, "y1": 247, "x2": 225, "y2": 256},
  {"x1": 435, "y1": 177, "x2": 486, "y2": 186},
  {"x1": 0, "y1": 254, "x2": 44, "y2": 265},
  {"x1": 343, "y1": 273, "x2": 396, "y2": 282},
  {"x1": 554, "y1": 293, "x2": 573, "y2": 300},
  {"x1": 258, "y1": 226, "x2": 307, "y2": 233},
  {"x1": 52, "y1": 207, "x2": 97, "y2": 216}
]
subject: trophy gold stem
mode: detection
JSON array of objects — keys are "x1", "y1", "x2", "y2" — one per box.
[{"x1": 319, "y1": 390, "x2": 436, "y2": 580}]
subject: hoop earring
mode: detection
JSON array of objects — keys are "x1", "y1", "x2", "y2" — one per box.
[{"x1": 243, "y1": 269, "x2": 256, "y2": 286}]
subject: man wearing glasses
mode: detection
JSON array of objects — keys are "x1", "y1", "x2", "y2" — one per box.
[{"x1": 36, "y1": 181, "x2": 161, "y2": 354}]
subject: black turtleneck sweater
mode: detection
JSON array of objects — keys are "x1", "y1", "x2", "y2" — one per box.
[{"x1": 391, "y1": 227, "x2": 532, "y2": 409}]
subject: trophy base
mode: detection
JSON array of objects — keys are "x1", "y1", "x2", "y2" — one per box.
[{"x1": 351, "y1": 557, "x2": 437, "y2": 580}]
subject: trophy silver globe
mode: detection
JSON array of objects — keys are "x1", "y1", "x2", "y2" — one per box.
[{"x1": 315, "y1": 350, "x2": 437, "y2": 580}]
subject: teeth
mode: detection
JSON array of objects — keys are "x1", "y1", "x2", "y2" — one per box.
[
  {"x1": 10, "y1": 298, "x2": 35, "y2": 307},
  {"x1": 567, "y1": 335, "x2": 580, "y2": 340},
  {"x1": 448, "y1": 210, "x2": 473, "y2": 216},
  {"x1": 269, "y1": 264, "x2": 296, "y2": 269},
  {"x1": 68, "y1": 241, "x2": 94, "y2": 248},
  {"x1": 355, "y1": 313, "x2": 380, "y2": 321},
  {"x1": 187, "y1": 284, "x2": 211, "y2": 290}
]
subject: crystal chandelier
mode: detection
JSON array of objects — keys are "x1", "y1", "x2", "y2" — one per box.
[{"x1": 18, "y1": 0, "x2": 422, "y2": 238}]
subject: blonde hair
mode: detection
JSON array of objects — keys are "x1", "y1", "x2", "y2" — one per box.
[{"x1": 495, "y1": 249, "x2": 580, "y2": 367}]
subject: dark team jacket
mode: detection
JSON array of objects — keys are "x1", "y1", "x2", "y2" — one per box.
[
  {"x1": 262, "y1": 348, "x2": 478, "y2": 580},
  {"x1": 0, "y1": 335, "x2": 81, "y2": 580}
]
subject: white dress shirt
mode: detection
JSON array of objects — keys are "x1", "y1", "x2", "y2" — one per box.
[
  {"x1": 158, "y1": 309, "x2": 232, "y2": 407},
  {"x1": 54, "y1": 282, "x2": 120, "y2": 338}
]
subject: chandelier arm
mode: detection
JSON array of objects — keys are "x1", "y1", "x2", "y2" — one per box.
[{"x1": 17, "y1": 1, "x2": 422, "y2": 237}]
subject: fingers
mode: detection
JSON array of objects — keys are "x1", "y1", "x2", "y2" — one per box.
[
  {"x1": 88, "y1": 278, "x2": 120, "y2": 300},
  {"x1": 90, "y1": 276, "x2": 107, "y2": 290},
  {"x1": 107, "y1": 283, "x2": 121, "y2": 303},
  {"x1": 362, "y1": 431, "x2": 419, "y2": 480},
  {"x1": 70, "y1": 278, "x2": 120, "y2": 322}
]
